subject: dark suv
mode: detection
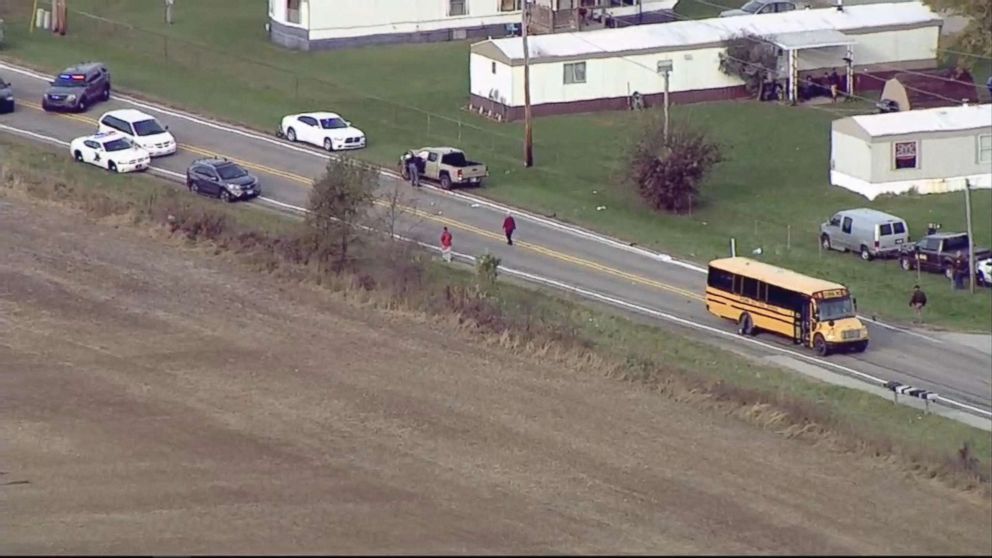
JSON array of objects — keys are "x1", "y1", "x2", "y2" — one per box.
[
  {"x1": 0, "y1": 75, "x2": 13, "y2": 114},
  {"x1": 185, "y1": 158, "x2": 261, "y2": 202},
  {"x1": 42, "y1": 62, "x2": 111, "y2": 113}
]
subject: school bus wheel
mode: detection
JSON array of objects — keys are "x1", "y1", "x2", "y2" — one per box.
[
  {"x1": 813, "y1": 334, "x2": 829, "y2": 357},
  {"x1": 737, "y1": 313, "x2": 755, "y2": 337}
]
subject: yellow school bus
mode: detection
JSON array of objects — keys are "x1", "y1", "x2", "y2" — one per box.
[{"x1": 705, "y1": 257, "x2": 868, "y2": 356}]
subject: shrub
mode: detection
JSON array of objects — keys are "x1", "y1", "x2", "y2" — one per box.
[
  {"x1": 627, "y1": 116, "x2": 723, "y2": 214},
  {"x1": 475, "y1": 253, "x2": 501, "y2": 296}
]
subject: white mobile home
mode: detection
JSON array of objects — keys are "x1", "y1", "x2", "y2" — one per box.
[
  {"x1": 469, "y1": 2, "x2": 942, "y2": 120},
  {"x1": 830, "y1": 104, "x2": 992, "y2": 200},
  {"x1": 268, "y1": 0, "x2": 679, "y2": 50}
]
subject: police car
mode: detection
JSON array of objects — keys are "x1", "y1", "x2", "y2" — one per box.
[{"x1": 69, "y1": 131, "x2": 151, "y2": 173}]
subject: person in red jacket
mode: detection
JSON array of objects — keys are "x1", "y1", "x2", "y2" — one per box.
[
  {"x1": 502, "y1": 213, "x2": 516, "y2": 246},
  {"x1": 440, "y1": 226, "x2": 453, "y2": 263}
]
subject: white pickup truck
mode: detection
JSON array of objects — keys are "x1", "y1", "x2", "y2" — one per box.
[{"x1": 400, "y1": 146, "x2": 488, "y2": 190}]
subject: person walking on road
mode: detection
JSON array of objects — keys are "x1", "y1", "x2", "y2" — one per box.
[
  {"x1": 440, "y1": 226, "x2": 453, "y2": 263},
  {"x1": 909, "y1": 285, "x2": 927, "y2": 323},
  {"x1": 502, "y1": 213, "x2": 517, "y2": 246}
]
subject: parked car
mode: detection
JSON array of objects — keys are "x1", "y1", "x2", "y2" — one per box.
[
  {"x1": 185, "y1": 158, "x2": 260, "y2": 202},
  {"x1": 876, "y1": 98, "x2": 900, "y2": 113},
  {"x1": 977, "y1": 258, "x2": 992, "y2": 287},
  {"x1": 42, "y1": 62, "x2": 111, "y2": 113},
  {"x1": 278, "y1": 111, "x2": 366, "y2": 152},
  {"x1": 899, "y1": 232, "x2": 992, "y2": 279},
  {"x1": 720, "y1": 0, "x2": 798, "y2": 17},
  {"x1": 820, "y1": 208, "x2": 910, "y2": 261},
  {"x1": 98, "y1": 109, "x2": 177, "y2": 157},
  {"x1": 399, "y1": 147, "x2": 488, "y2": 190},
  {"x1": 69, "y1": 131, "x2": 150, "y2": 173},
  {"x1": 0, "y1": 75, "x2": 13, "y2": 114}
]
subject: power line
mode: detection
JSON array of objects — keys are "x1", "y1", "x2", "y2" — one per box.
[
  {"x1": 858, "y1": 69, "x2": 978, "y2": 104},
  {"x1": 937, "y1": 47, "x2": 992, "y2": 61}
]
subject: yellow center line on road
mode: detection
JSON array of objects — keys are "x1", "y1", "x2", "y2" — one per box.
[{"x1": 19, "y1": 98, "x2": 705, "y2": 303}]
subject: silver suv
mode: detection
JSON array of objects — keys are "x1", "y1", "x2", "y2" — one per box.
[
  {"x1": 42, "y1": 62, "x2": 111, "y2": 113},
  {"x1": 720, "y1": 0, "x2": 798, "y2": 16}
]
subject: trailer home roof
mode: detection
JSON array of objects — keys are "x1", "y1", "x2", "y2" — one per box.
[
  {"x1": 472, "y1": 2, "x2": 940, "y2": 65},
  {"x1": 849, "y1": 104, "x2": 992, "y2": 137}
]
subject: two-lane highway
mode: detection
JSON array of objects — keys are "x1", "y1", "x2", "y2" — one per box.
[{"x1": 1, "y1": 60, "x2": 989, "y2": 419}]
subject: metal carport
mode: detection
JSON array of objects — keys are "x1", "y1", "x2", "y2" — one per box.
[{"x1": 770, "y1": 29, "x2": 855, "y2": 103}]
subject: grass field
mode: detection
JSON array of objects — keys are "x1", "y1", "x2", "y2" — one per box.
[
  {"x1": 2, "y1": 134, "x2": 989, "y2": 491},
  {"x1": 4, "y1": 171, "x2": 990, "y2": 554},
  {"x1": 1, "y1": 0, "x2": 990, "y2": 331}
]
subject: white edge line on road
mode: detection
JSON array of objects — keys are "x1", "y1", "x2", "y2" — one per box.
[{"x1": 2, "y1": 121, "x2": 989, "y2": 419}]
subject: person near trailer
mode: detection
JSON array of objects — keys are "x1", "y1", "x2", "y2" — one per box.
[{"x1": 829, "y1": 68, "x2": 841, "y2": 102}]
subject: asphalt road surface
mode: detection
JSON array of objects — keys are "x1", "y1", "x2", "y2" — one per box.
[{"x1": 1, "y1": 61, "x2": 989, "y2": 418}]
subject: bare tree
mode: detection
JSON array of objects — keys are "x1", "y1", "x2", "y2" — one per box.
[
  {"x1": 306, "y1": 157, "x2": 377, "y2": 272},
  {"x1": 719, "y1": 33, "x2": 779, "y2": 100}
]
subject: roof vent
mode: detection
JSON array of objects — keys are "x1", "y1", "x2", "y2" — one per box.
[{"x1": 836, "y1": 0, "x2": 843, "y2": 11}]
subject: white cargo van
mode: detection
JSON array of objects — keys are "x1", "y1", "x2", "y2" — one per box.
[{"x1": 819, "y1": 208, "x2": 910, "y2": 261}]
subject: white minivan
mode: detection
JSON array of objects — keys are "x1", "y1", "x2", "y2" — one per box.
[
  {"x1": 820, "y1": 208, "x2": 910, "y2": 261},
  {"x1": 97, "y1": 109, "x2": 177, "y2": 157}
]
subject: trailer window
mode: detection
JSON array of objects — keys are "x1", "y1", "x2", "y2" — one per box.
[{"x1": 564, "y1": 62, "x2": 586, "y2": 85}]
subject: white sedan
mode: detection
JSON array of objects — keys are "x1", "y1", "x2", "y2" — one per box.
[
  {"x1": 279, "y1": 111, "x2": 366, "y2": 152},
  {"x1": 977, "y1": 258, "x2": 992, "y2": 287},
  {"x1": 69, "y1": 131, "x2": 151, "y2": 173}
]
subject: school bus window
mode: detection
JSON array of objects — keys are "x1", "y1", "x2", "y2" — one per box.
[
  {"x1": 707, "y1": 267, "x2": 734, "y2": 291},
  {"x1": 819, "y1": 297, "x2": 855, "y2": 321},
  {"x1": 757, "y1": 281, "x2": 768, "y2": 302},
  {"x1": 768, "y1": 284, "x2": 803, "y2": 311},
  {"x1": 740, "y1": 277, "x2": 759, "y2": 299}
]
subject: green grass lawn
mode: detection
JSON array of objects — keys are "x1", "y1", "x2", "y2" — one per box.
[{"x1": 1, "y1": 0, "x2": 990, "y2": 331}]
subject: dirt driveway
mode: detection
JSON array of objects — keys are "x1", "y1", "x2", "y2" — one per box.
[{"x1": 1, "y1": 198, "x2": 989, "y2": 554}]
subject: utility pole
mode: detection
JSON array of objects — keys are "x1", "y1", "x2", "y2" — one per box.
[
  {"x1": 964, "y1": 179, "x2": 976, "y2": 293},
  {"x1": 29, "y1": 0, "x2": 40, "y2": 32},
  {"x1": 521, "y1": 0, "x2": 533, "y2": 167},
  {"x1": 658, "y1": 60, "x2": 673, "y2": 145},
  {"x1": 52, "y1": 0, "x2": 67, "y2": 36}
]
